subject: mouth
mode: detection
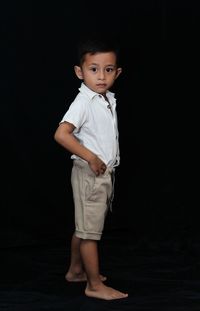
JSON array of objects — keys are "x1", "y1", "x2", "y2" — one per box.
[{"x1": 96, "y1": 84, "x2": 106, "y2": 88}]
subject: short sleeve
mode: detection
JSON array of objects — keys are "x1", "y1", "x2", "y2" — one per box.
[{"x1": 60, "y1": 98, "x2": 87, "y2": 131}]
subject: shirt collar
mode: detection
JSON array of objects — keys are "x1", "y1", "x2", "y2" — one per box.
[{"x1": 79, "y1": 82, "x2": 115, "y2": 100}]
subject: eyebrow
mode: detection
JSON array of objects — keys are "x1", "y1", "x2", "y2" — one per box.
[{"x1": 88, "y1": 63, "x2": 116, "y2": 67}]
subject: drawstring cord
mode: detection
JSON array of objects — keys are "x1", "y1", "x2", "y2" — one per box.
[{"x1": 108, "y1": 168, "x2": 115, "y2": 212}]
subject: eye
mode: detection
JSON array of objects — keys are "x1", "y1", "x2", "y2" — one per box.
[
  {"x1": 90, "y1": 67, "x2": 98, "y2": 72},
  {"x1": 106, "y1": 67, "x2": 114, "y2": 73}
]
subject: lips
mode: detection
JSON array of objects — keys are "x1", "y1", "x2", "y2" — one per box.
[{"x1": 96, "y1": 84, "x2": 106, "y2": 87}]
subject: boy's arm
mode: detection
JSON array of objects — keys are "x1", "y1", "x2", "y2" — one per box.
[{"x1": 54, "y1": 121, "x2": 106, "y2": 175}]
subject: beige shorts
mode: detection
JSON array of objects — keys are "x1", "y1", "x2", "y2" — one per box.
[{"x1": 71, "y1": 159, "x2": 113, "y2": 240}]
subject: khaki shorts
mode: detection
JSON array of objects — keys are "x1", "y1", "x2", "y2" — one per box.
[{"x1": 71, "y1": 159, "x2": 113, "y2": 240}]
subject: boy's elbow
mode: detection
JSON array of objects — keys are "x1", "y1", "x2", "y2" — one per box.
[
  {"x1": 54, "y1": 129, "x2": 62, "y2": 144},
  {"x1": 54, "y1": 131, "x2": 58, "y2": 142}
]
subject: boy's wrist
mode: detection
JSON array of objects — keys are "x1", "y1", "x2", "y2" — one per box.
[{"x1": 87, "y1": 153, "x2": 97, "y2": 165}]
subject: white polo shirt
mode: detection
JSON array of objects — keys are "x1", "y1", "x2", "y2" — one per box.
[{"x1": 60, "y1": 83, "x2": 120, "y2": 168}]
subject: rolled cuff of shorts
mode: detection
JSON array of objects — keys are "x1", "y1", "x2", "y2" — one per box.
[{"x1": 75, "y1": 230, "x2": 102, "y2": 240}]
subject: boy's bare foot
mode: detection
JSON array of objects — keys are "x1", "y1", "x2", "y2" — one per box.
[
  {"x1": 65, "y1": 271, "x2": 107, "y2": 282},
  {"x1": 85, "y1": 283, "x2": 128, "y2": 300}
]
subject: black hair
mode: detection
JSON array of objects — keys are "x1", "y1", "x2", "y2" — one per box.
[{"x1": 76, "y1": 34, "x2": 121, "y2": 67}]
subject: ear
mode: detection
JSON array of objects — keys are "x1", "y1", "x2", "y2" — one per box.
[
  {"x1": 115, "y1": 67, "x2": 122, "y2": 80},
  {"x1": 74, "y1": 66, "x2": 83, "y2": 80}
]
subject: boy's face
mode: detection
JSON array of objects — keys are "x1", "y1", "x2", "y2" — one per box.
[{"x1": 74, "y1": 52, "x2": 122, "y2": 95}]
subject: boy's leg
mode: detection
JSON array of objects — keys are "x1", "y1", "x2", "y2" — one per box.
[
  {"x1": 65, "y1": 233, "x2": 106, "y2": 282},
  {"x1": 65, "y1": 232, "x2": 86, "y2": 282},
  {"x1": 80, "y1": 239, "x2": 128, "y2": 300}
]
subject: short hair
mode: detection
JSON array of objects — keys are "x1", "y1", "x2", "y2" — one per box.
[{"x1": 76, "y1": 34, "x2": 121, "y2": 67}]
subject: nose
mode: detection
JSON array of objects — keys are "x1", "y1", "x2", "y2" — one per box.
[{"x1": 98, "y1": 69, "x2": 105, "y2": 80}]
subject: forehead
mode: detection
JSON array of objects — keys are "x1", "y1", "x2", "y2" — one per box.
[{"x1": 83, "y1": 52, "x2": 117, "y2": 65}]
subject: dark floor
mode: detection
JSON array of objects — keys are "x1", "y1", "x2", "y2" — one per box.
[{"x1": 1, "y1": 230, "x2": 200, "y2": 311}]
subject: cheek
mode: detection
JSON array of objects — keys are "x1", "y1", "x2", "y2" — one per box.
[
  {"x1": 109, "y1": 75, "x2": 117, "y2": 82},
  {"x1": 84, "y1": 76, "x2": 95, "y2": 85}
]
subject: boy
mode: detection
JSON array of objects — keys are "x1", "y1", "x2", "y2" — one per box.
[{"x1": 54, "y1": 36, "x2": 128, "y2": 300}]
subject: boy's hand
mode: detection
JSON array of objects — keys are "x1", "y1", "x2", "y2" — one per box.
[{"x1": 88, "y1": 155, "x2": 107, "y2": 176}]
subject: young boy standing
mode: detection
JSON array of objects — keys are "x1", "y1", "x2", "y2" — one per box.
[{"x1": 54, "y1": 37, "x2": 128, "y2": 300}]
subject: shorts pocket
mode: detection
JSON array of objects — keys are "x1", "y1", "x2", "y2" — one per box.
[{"x1": 84, "y1": 170, "x2": 96, "y2": 201}]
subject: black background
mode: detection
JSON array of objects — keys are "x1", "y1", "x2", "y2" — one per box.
[{"x1": 1, "y1": 1, "x2": 200, "y2": 310}]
